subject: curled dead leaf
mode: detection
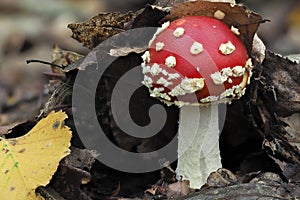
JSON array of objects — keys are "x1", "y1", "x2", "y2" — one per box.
[
  {"x1": 206, "y1": 168, "x2": 238, "y2": 187},
  {"x1": 131, "y1": 4, "x2": 169, "y2": 28},
  {"x1": 252, "y1": 34, "x2": 266, "y2": 64},
  {"x1": 166, "y1": 180, "x2": 191, "y2": 199},
  {"x1": 109, "y1": 47, "x2": 147, "y2": 57},
  {"x1": 51, "y1": 44, "x2": 84, "y2": 74},
  {"x1": 51, "y1": 165, "x2": 92, "y2": 200},
  {"x1": 262, "y1": 51, "x2": 300, "y2": 117},
  {"x1": 68, "y1": 12, "x2": 134, "y2": 49}
]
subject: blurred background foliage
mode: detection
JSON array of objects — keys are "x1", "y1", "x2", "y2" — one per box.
[{"x1": 0, "y1": 0, "x2": 299, "y2": 124}]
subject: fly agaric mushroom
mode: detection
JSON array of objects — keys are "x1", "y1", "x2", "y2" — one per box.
[{"x1": 141, "y1": 16, "x2": 253, "y2": 188}]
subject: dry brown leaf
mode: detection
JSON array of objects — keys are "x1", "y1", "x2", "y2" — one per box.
[
  {"x1": 0, "y1": 121, "x2": 26, "y2": 136},
  {"x1": 51, "y1": 44, "x2": 84, "y2": 74},
  {"x1": 109, "y1": 47, "x2": 147, "y2": 57},
  {"x1": 280, "y1": 113, "x2": 300, "y2": 149},
  {"x1": 272, "y1": 158, "x2": 300, "y2": 183},
  {"x1": 206, "y1": 168, "x2": 238, "y2": 187},
  {"x1": 51, "y1": 165, "x2": 92, "y2": 200},
  {"x1": 166, "y1": 180, "x2": 191, "y2": 199},
  {"x1": 50, "y1": 148, "x2": 96, "y2": 199},
  {"x1": 262, "y1": 51, "x2": 300, "y2": 117},
  {"x1": 68, "y1": 12, "x2": 134, "y2": 49},
  {"x1": 131, "y1": 5, "x2": 169, "y2": 28}
]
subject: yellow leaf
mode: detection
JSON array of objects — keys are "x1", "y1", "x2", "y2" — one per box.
[{"x1": 0, "y1": 110, "x2": 72, "y2": 200}]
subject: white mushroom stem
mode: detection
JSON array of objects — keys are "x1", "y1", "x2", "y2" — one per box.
[{"x1": 176, "y1": 104, "x2": 222, "y2": 189}]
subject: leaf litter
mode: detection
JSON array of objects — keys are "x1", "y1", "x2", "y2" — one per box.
[{"x1": 2, "y1": 0, "x2": 300, "y2": 199}]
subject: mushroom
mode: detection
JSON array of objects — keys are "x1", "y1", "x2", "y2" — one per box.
[{"x1": 141, "y1": 16, "x2": 253, "y2": 188}]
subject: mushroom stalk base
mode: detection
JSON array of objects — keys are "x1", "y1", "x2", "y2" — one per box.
[{"x1": 176, "y1": 105, "x2": 222, "y2": 189}]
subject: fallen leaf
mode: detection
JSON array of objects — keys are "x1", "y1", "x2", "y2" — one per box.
[
  {"x1": 68, "y1": 12, "x2": 134, "y2": 49},
  {"x1": 49, "y1": 147, "x2": 96, "y2": 199},
  {"x1": 285, "y1": 54, "x2": 300, "y2": 64},
  {"x1": 154, "y1": 0, "x2": 183, "y2": 8},
  {"x1": 269, "y1": 151, "x2": 300, "y2": 184},
  {"x1": 0, "y1": 121, "x2": 26, "y2": 136},
  {"x1": 261, "y1": 51, "x2": 300, "y2": 117},
  {"x1": 62, "y1": 147, "x2": 97, "y2": 171},
  {"x1": 146, "y1": 180, "x2": 191, "y2": 199},
  {"x1": 131, "y1": 4, "x2": 169, "y2": 28},
  {"x1": 145, "y1": 185, "x2": 158, "y2": 195},
  {"x1": 109, "y1": 47, "x2": 147, "y2": 57},
  {"x1": 206, "y1": 168, "x2": 238, "y2": 187},
  {"x1": 165, "y1": 180, "x2": 190, "y2": 199},
  {"x1": 280, "y1": 113, "x2": 300, "y2": 149},
  {"x1": 247, "y1": 50, "x2": 300, "y2": 166},
  {"x1": 249, "y1": 172, "x2": 283, "y2": 184},
  {"x1": 252, "y1": 34, "x2": 266, "y2": 64},
  {"x1": 0, "y1": 110, "x2": 72, "y2": 200},
  {"x1": 36, "y1": 186, "x2": 65, "y2": 200},
  {"x1": 51, "y1": 165, "x2": 92, "y2": 200},
  {"x1": 51, "y1": 44, "x2": 84, "y2": 74}
]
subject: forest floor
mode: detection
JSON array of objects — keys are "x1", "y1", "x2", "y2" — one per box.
[{"x1": 0, "y1": 1, "x2": 299, "y2": 199}]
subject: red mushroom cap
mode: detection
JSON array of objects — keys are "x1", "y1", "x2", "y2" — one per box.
[{"x1": 142, "y1": 16, "x2": 253, "y2": 106}]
